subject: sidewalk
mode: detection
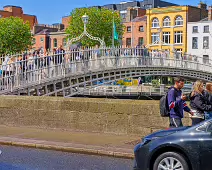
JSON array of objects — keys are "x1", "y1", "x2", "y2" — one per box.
[{"x1": 0, "y1": 125, "x2": 142, "y2": 159}]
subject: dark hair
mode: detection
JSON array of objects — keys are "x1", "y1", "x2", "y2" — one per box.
[{"x1": 174, "y1": 77, "x2": 185, "y2": 83}]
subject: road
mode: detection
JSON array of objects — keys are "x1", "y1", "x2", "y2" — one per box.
[{"x1": 0, "y1": 145, "x2": 133, "y2": 170}]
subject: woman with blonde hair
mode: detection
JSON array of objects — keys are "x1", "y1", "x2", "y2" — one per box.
[
  {"x1": 189, "y1": 80, "x2": 212, "y2": 126},
  {"x1": 204, "y1": 82, "x2": 212, "y2": 119}
]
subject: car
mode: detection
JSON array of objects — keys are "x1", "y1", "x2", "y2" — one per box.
[{"x1": 133, "y1": 119, "x2": 212, "y2": 170}]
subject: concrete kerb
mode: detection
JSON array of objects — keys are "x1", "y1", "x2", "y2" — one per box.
[{"x1": 0, "y1": 140, "x2": 134, "y2": 159}]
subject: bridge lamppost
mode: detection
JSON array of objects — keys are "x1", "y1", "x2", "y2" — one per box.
[{"x1": 66, "y1": 13, "x2": 106, "y2": 49}]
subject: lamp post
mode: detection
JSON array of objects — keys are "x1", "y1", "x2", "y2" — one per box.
[
  {"x1": 66, "y1": 13, "x2": 105, "y2": 49},
  {"x1": 82, "y1": 14, "x2": 89, "y2": 32}
]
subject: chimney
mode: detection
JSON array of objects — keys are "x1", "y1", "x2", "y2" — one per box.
[{"x1": 209, "y1": 6, "x2": 212, "y2": 21}]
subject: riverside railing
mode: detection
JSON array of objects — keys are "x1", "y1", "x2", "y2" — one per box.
[{"x1": 0, "y1": 46, "x2": 211, "y2": 93}]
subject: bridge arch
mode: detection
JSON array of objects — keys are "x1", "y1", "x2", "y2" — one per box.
[{"x1": 4, "y1": 66, "x2": 212, "y2": 97}]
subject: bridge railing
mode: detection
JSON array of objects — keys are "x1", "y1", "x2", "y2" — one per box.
[{"x1": 0, "y1": 46, "x2": 211, "y2": 93}]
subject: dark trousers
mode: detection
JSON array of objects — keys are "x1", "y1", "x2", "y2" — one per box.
[
  {"x1": 170, "y1": 118, "x2": 183, "y2": 128},
  {"x1": 191, "y1": 118, "x2": 204, "y2": 126}
]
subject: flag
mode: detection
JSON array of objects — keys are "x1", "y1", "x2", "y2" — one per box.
[{"x1": 113, "y1": 21, "x2": 119, "y2": 40}]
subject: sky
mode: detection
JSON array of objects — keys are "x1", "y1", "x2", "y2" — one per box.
[{"x1": 0, "y1": 0, "x2": 205, "y2": 24}]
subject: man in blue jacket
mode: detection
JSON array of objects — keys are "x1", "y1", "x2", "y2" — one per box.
[{"x1": 168, "y1": 77, "x2": 193, "y2": 128}]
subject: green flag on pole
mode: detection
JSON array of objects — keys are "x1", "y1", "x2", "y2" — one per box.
[{"x1": 113, "y1": 21, "x2": 119, "y2": 40}]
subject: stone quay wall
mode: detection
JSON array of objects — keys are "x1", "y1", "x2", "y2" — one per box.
[{"x1": 0, "y1": 96, "x2": 191, "y2": 136}]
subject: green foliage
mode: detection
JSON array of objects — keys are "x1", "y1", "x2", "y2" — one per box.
[
  {"x1": 0, "y1": 17, "x2": 32, "y2": 54},
  {"x1": 66, "y1": 8, "x2": 124, "y2": 47},
  {"x1": 152, "y1": 79, "x2": 160, "y2": 87}
]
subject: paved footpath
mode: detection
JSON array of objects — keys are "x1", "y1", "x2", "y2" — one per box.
[{"x1": 0, "y1": 125, "x2": 142, "y2": 159}]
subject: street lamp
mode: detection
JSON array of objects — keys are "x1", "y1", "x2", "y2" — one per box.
[
  {"x1": 66, "y1": 13, "x2": 105, "y2": 49},
  {"x1": 82, "y1": 13, "x2": 89, "y2": 31}
]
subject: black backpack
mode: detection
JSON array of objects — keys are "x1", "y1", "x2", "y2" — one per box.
[{"x1": 160, "y1": 92, "x2": 170, "y2": 117}]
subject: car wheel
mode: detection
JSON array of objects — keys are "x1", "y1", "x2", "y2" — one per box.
[{"x1": 153, "y1": 152, "x2": 189, "y2": 170}]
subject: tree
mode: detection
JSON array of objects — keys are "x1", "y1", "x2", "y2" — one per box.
[
  {"x1": 0, "y1": 17, "x2": 32, "y2": 54},
  {"x1": 66, "y1": 8, "x2": 124, "y2": 47}
]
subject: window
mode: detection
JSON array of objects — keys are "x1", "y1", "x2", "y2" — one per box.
[
  {"x1": 127, "y1": 26, "x2": 131, "y2": 32},
  {"x1": 40, "y1": 37, "x2": 44, "y2": 43},
  {"x1": 138, "y1": 37, "x2": 144, "y2": 45},
  {"x1": 204, "y1": 25, "x2": 209, "y2": 33},
  {"x1": 120, "y1": 11, "x2": 127, "y2": 21},
  {"x1": 192, "y1": 26, "x2": 198, "y2": 33},
  {"x1": 174, "y1": 31, "x2": 183, "y2": 44},
  {"x1": 139, "y1": 26, "x2": 144, "y2": 32},
  {"x1": 192, "y1": 37, "x2": 198, "y2": 49},
  {"x1": 151, "y1": 33, "x2": 159, "y2": 44},
  {"x1": 163, "y1": 32, "x2": 170, "y2": 44},
  {"x1": 203, "y1": 36, "x2": 209, "y2": 49},
  {"x1": 63, "y1": 38, "x2": 67, "y2": 47},
  {"x1": 53, "y1": 38, "x2": 57, "y2": 48},
  {"x1": 175, "y1": 16, "x2": 183, "y2": 26},
  {"x1": 152, "y1": 18, "x2": 159, "y2": 28},
  {"x1": 144, "y1": 4, "x2": 152, "y2": 9},
  {"x1": 163, "y1": 17, "x2": 171, "y2": 27},
  {"x1": 126, "y1": 38, "x2": 131, "y2": 46},
  {"x1": 203, "y1": 55, "x2": 209, "y2": 64}
]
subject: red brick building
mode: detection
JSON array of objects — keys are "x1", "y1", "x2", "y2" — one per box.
[
  {"x1": 32, "y1": 24, "x2": 66, "y2": 51},
  {"x1": 62, "y1": 16, "x2": 71, "y2": 29},
  {"x1": 122, "y1": 16, "x2": 147, "y2": 47},
  {"x1": 0, "y1": 5, "x2": 38, "y2": 29}
]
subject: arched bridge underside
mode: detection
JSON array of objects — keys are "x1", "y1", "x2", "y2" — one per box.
[{"x1": 2, "y1": 66, "x2": 212, "y2": 97}]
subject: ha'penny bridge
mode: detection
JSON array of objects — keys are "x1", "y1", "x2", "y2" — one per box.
[{"x1": 0, "y1": 46, "x2": 211, "y2": 97}]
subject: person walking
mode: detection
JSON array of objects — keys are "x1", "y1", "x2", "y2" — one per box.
[
  {"x1": 204, "y1": 82, "x2": 212, "y2": 120},
  {"x1": 168, "y1": 77, "x2": 193, "y2": 128},
  {"x1": 189, "y1": 80, "x2": 212, "y2": 126}
]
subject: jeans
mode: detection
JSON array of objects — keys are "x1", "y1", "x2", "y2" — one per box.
[{"x1": 204, "y1": 111, "x2": 212, "y2": 120}]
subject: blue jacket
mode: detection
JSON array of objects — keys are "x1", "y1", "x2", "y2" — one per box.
[{"x1": 168, "y1": 87, "x2": 191, "y2": 118}]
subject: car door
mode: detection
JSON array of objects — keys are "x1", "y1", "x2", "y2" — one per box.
[{"x1": 199, "y1": 121, "x2": 212, "y2": 170}]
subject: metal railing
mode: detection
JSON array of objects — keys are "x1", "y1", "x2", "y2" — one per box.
[{"x1": 0, "y1": 46, "x2": 211, "y2": 94}]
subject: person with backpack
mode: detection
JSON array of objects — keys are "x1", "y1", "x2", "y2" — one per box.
[{"x1": 167, "y1": 77, "x2": 193, "y2": 128}]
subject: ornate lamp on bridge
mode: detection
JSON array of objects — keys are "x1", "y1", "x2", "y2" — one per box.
[{"x1": 66, "y1": 13, "x2": 106, "y2": 49}]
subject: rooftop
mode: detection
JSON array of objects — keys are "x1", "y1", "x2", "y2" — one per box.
[{"x1": 3, "y1": 5, "x2": 22, "y2": 9}]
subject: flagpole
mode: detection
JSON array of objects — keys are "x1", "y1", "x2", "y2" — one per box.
[{"x1": 112, "y1": 11, "x2": 115, "y2": 56}]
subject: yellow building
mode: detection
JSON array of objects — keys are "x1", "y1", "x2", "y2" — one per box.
[{"x1": 146, "y1": 4, "x2": 208, "y2": 56}]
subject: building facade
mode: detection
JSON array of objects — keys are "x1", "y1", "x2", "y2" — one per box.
[
  {"x1": 32, "y1": 24, "x2": 66, "y2": 50},
  {"x1": 0, "y1": 5, "x2": 38, "y2": 29},
  {"x1": 187, "y1": 6, "x2": 212, "y2": 63},
  {"x1": 122, "y1": 16, "x2": 147, "y2": 47},
  {"x1": 146, "y1": 4, "x2": 208, "y2": 56},
  {"x1": 93, "y1": 0, "x2": 178, "y2": 22}
]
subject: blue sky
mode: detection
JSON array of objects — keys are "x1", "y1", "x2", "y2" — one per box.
[{"x1": 0, "y1": 0, "x2": 203, "y2": 24}]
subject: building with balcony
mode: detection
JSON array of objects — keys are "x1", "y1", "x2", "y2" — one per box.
[
  {"x1": 146, "y1": 3, "x2": 208, "y2": 56},
  {"x1": 0, "y1": 5, "x2": 38, "y2": 29},
  {"x1": 187, "y1": 6, "x2": 212, "y2": 63}
]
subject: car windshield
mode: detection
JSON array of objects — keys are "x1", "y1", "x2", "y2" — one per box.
[{"x1": 196, "y1": 120, "x2": 212, "y2": 132}]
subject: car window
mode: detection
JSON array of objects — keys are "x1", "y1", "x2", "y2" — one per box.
[
  {"x1": 196, "y1": 121, "x2": 211, "y2": 132},
  {"x1": 206, "y1": 123, "x2": 212, "y2": 132}
]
